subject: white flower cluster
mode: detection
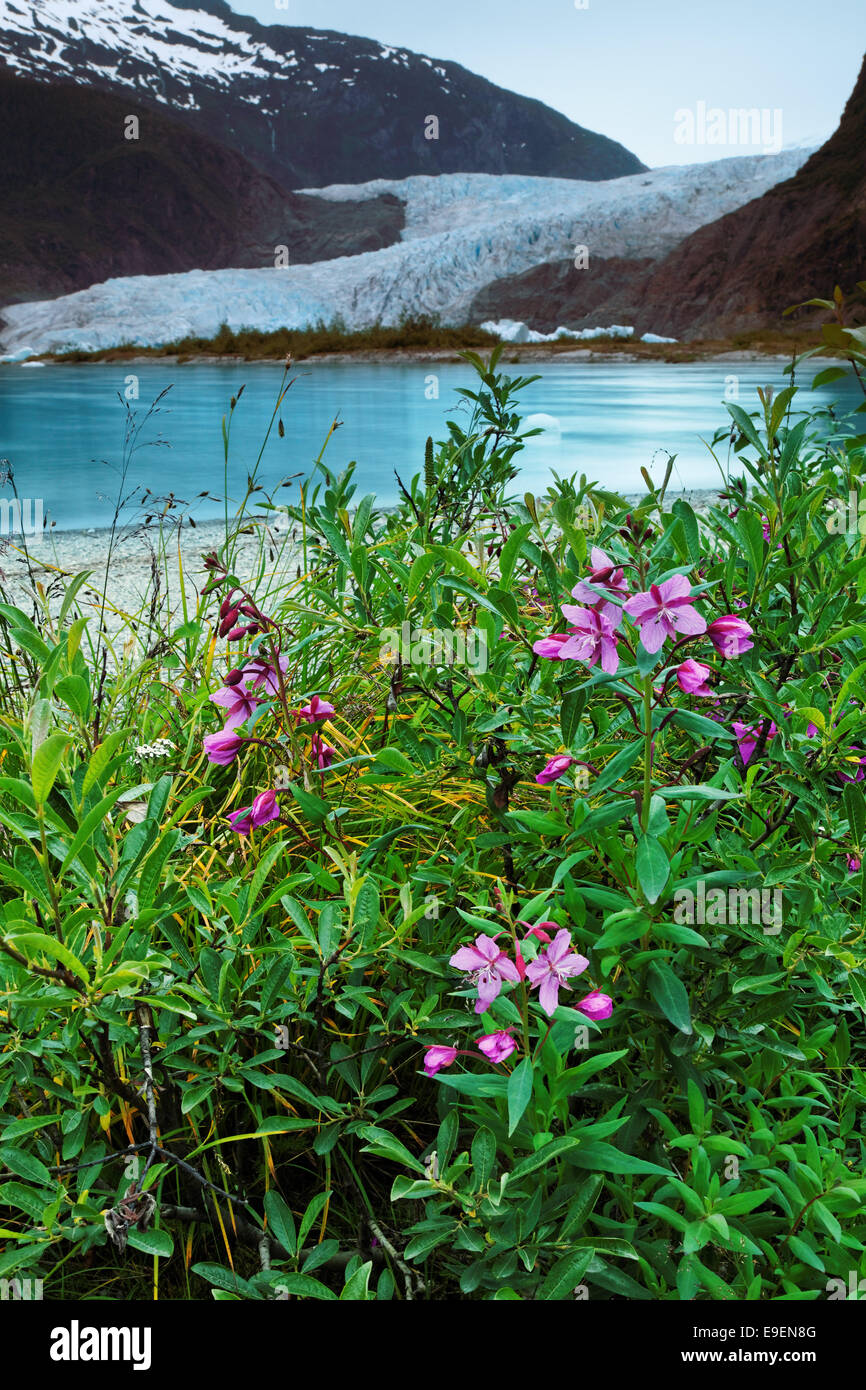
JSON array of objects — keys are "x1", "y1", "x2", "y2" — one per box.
[{"x1": 134, "y1": 739, "x2": 175, "y2": 760}]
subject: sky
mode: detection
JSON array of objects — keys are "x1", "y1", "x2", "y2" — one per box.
[{"x1": 227, "y1": 0, "x2": 865, "y2": 168}]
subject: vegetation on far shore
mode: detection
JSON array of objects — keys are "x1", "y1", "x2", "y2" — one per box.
[{"x1": 39, "y1": 316, "x2": 823, "y2": 366}]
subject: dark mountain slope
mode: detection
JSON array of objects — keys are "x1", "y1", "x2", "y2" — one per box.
[
  {"x1": 0, "y1": 0, "x2": 646, "y2": 187},
  {"x1": 0, "y1": 71, "x2": 404, "y2": 305}
]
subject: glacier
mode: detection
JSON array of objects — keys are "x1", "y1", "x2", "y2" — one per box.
[{"x1": 0, "y1": 151, "x2": 810, "y2": 358}]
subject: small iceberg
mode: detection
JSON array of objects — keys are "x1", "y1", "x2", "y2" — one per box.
[
  {"x1": 0, "y1": 347, "x2": 36, "y2": 363},
  {"x1": 480, "y1": 319, "x2": 639, "y2": 343}
]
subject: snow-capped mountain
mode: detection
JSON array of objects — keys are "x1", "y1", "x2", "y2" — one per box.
[
  {"x1": 0, "y1": 150, "x2": 809, "y2": 357},
  {"x1": 0, "y1": 0, "x2": 645, "y2": 186}
]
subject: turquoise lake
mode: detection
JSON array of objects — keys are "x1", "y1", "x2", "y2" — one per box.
[{"x1": 0, "y1": 359, "x2": 860, "y2": 531}]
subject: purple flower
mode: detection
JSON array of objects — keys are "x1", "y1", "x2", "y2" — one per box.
[
  {"x1": 311, "y1": 733, "x2": 336, "y2": 769},
  {"x1": 707, "y1": 615, "x2": 754, "y2": 659},
  {"x1": 557, "y1": 605, "x2": 622, "y2": 674},
  {"x1": 571, "y1": 547, "x2": 630, "y2": 604},
  {"x1": 250, "y1": 790, "x2": 280, "y2": 827},
  {"x1": 241, "y1": 654, "x2": 289, "y2": 696},
  {"x1": 227, "y1": 806, "x2": 254, "y2": 836},
  {"x1": 733, "y1": 719, "x2": 777, "y2": 766},
  {"x1": 296, "y1": 694, "x2": 336, "y2": 723},
  {"x1": 203, "y1": 729, "x2": 245, "y2": 766},
  {"x1": 676, "y1": 658, "x2": 713, "y2": 697},
  {"x1": 524, "y1": 928, "x2": 589, "y2": 1017},
  {"x1": 423, "y1": 1046, "x2": 457, "y2": 1078},
  {"x1": 449, "y1": 933, "x2": 522, "y2": 1013},
  {"x1": 575, "y1": 991, "x2": 614, "y2": 1021},
  {"x1": 210, "y1": 683, "x2": 260, "y2": 730},
  {"x1": 536, "y1": 754, "x2": 576, "y2": 785},
  {"x1": 476, "y1": 1031, "x2": 517, "y2": 1064},
  {"x1": 227, "y1": 789, "x2": 280, "y2": 836},
  {"x1": 532, "y1": 632, "x2": 572, "y2": 660},
  {"x1": 623, "y1": 574, "x2": 707, "y2": 655},
  {"x1": 847, "y1": 855, "x2": 861, "y2": 874}
]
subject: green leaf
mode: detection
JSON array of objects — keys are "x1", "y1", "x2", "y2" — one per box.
[
  {"x1": 5, "y1": 931, "x2": 90, "y2": 986},
  {"x1": 340, "y1": 1260, "x2": 373, "y2": 1300},
  {"x1": 273, "y1": 1272, "x2": 337, "y2": 1300},
  {"x1": 565, "y1": 1141, "x2": 671, "y2": 1176},
  {"x1": 471, "y1": 1127, "x2": 496, "y2": 1188},
  {"x1": 264, "y1": 1190, "x2": 297, "y2": 1259},
  {"x1": 498, "y1": 522, "x2": 533, "y2": 590},
  {"x1": 635, "y1": 834, "x2": 669, "y2": 904},
  {"x1": 647, "y1": 961, "x2": 692, "y2": 1034},
  {"x1": 537, "y1": 1248, "x2": 594, "y2": 1300},
  {"x1": 30, "y1": 732, "x2": 69, "y2": 804},
  {"x1": 507, "y1": 1058, "x2": 534, "y2": 1136},
  {"x1": 0, "y1": 1146, "x2": 55, "y2": 1187},
  {"x1": 407, "y1": 552, "x2": 442, "y2": 601},
  {"x1": 127, "y1": 1227, "x2": 174, "y2": 1258}
]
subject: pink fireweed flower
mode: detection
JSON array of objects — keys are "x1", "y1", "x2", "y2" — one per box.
[
  {"x1": 423, "y1": 1045, "x2": 457, "y2": 1078},
  {"x1": 250, "y1": 790, "x2": 280, "y2": 828},
  {"x1": 676, "y1": 658, "x2": 713, "y2": 697},
  {"x1": 524, "y1": 928, "x2": 589, "y2": 1017},
  {"x1": 532, "y1": 632, "x2": 572, "y2": 660},
  {"x1": 311, "y1": 733, "x2": 336, "y2": 769},
  {"x1": 449, "y1": 933, "x2": 521, "y2": 1013},
  {"x1": 203, "y1": 729, "x2": 245, "y2": 766},
  {"x1": 296, "y1": 694, "x2": 336, "y2": 723},
  {"x1": 476, "y1": 1031, "x2": 517, "y2": 1065},
  {"x1": 733, "y1": 719, "x2": 777, "y2": 766},
  {"x1": 623, "y1": 574, "x2": 707, "y2": 655},
  {"x1": 571, "y1": 546, "x2": 630, "y2": 604},
  {"x1": 209, "y1": 682, "x2": 260, "y2": 730},
  {"x1": 241, "y1": 654, "x2": 289, "y2": 696},
  {"x1": 576, "y1": 991, "x2": 614, "y2": 1021},
  {"x1": 557, "y1": 605, "x2": 622, "y2": 674},
  {"x1": 227, "y1": 806, "x2": 254, "y2": 836},
  {"x1": 536, "y1": 754, "x2": 576, "y2": 785},
  {"x1": 847, "y1": 855, "x2": 861, "y2": 874},
  {"x1": 706, "y1": 615, "x2": 754, "y2": 659}
]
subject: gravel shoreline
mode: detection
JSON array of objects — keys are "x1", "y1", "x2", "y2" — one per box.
[{"x1": 1, "y1": 488, "x2": 723, "y2": 630}]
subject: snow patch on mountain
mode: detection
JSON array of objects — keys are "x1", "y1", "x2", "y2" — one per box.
[{"x1": 0, "y1": 152, "x2": 810, "y2": 357}]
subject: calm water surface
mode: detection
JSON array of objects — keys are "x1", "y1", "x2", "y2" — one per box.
[{"x1": 0, "y1": 360, "x2": 859, "y2": 531}]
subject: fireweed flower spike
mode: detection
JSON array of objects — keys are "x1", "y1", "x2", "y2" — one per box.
[
  {"x1": 676, "y1": 658, "x2": 713, "y2": 697},
  {"x1": 536, "y1": 754, "x2": 576, "y2": 785},
  {"x1": 423, "y1": 1045, "x2": 457, "y2": 1077},
  {"x1": 203, "y1": 729, "x2": 244, "y2": 766},
  {"x1": 476, "y1": 1031, "x2": 517, "y2": 1064},
  {"x1": 556, "y1": 605, "x2": 622, "y2": 673},
  {"x1": 449, "y1": 933, "x2": 521, "y2": 1013},
  {"x1": 524, "y1": 928, "x2": 589, "y2": 1017},
  {"x1": 706, "y1": 615, "x2": 754, "y2": 659},
  {"x1": 623, "y1": 574, "x2": 707, "y2": 654},
  {"x1": 575, "y1": 991, "x2": 614, "y2": 1021}
]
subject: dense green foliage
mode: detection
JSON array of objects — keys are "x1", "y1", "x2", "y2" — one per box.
[{"x1": 1, "y1": 316, "x2": 865, "y2": 1301}]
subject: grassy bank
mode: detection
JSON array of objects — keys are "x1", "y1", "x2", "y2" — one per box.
[{"x1": 38, "y1": 317, "x2": 821, "y2": 365}]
